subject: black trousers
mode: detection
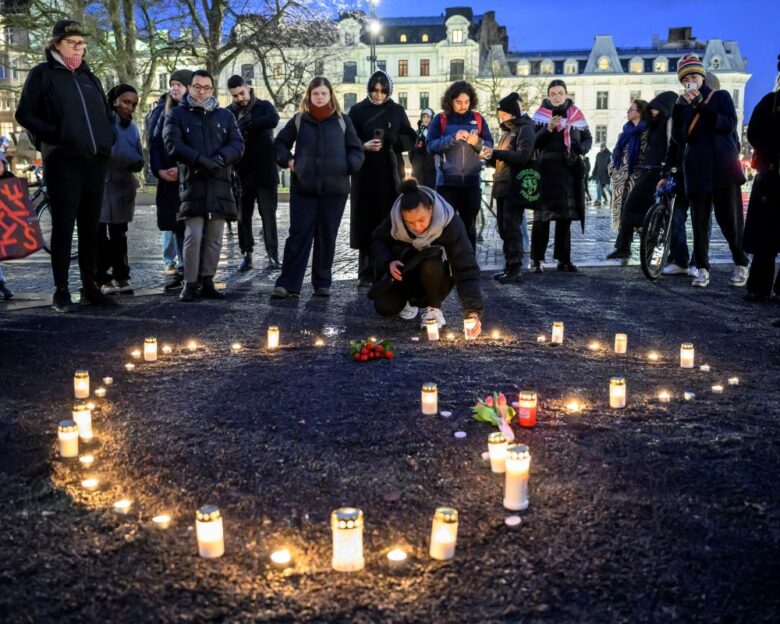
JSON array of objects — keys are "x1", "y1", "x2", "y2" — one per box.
[
  {"x1": 746, "y1": 254, "x2": 780, "y2": 297},
  {"x1": 238, "y1": 185, "x2": 278, "y2": 259},
  {"x1": 531, "y1": 218, "x2": 572, "y2": 264},
  {"x1": 374, "y1": 256, "x2": 454, "y2": 316},
  {"x1": 44, "y1": 153, "x2": 108, "y2": 291},
  {"x1": 496, "y1": 196, "x2": 524, "y2": 268},
  {"x1": 275, "y1": 193, "x2": 346, "y2": 292},
  {"x1": 358, "y1": 249, "x2": 377, "y2": 283},
  {"x1": 689, "y1": 185, "x2": 749, "y2": 270},
  {"x1": 614, "y1": 219, "x2": 637, "y2": 253},
  {"x1": 96, "y1": 223, "x2": 130, "y2": 283},
  {"x1": 437, "y1": 185, "x2": 481, "y2": 251}
]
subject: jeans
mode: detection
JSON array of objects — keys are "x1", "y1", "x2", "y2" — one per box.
[
  {"x1": 374, "y1": 255, "x2": 454, "y2": 316},
  {"x1": 689, "y1": 185, "x2": 748, "y2": 271},
  {"x1": 275, "y1": 193, "x2": 347, "y2": 293},
  {"x1": 162, "y1": 230, "x2": 177, "y2": 266},
  {"x1": 437, "y1": 186, "x2": 482, "y2": 251},
  {"x1": 97, "y1": 223, "x2": 130, "y2": 283},
  {"x1": 531, "y1": 219, "x2": 572, "y2": 264},
  {"x1": 183, "y1": 215, "x2": 225, "y2": 283},
  {"x1": 668, "y1": 195, "x2": 692, "y2": 268},
  {"x1": 238, "y1": 185, "x2": 279, "y2": 260},
  {"x1": 595, "y1": 180, "x2": 611, "y2": 203},
  {"x1": 520, "y1": 209, "x2": 530, "y2": 252}
]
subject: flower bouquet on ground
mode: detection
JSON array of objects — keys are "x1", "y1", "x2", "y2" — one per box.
[
  {"x1": 471, "y1": 392, "x2": 516, "y2": 441},
  {"x1": 349, "y1": 338, "x2": 394, "y2": 362}
]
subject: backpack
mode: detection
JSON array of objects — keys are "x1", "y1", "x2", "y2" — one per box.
[
  {"x1": 439, "y1": 112, "x2": 484, "y2": 135},
  {"x1": 294, "y1": 112, "x2": 346, "y2": 134}
]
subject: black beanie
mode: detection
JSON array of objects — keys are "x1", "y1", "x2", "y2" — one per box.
[
  {"x1": 170, "y1": 69, "x2": 193, "y2": 87},
  {"x1": 107, "y1": 83, "x2": 137, "y2": 104},
  {"x1": 497, "y1": 92, "x2": 521, "y2": 118}
]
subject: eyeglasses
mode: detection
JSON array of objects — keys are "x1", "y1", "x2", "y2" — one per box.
[
  {"x1": 64, "y1": 39, "x2": 86, "y2": 49},
  {"x1": 191, "y1": 84, "x2": 214, "y2": 93}
]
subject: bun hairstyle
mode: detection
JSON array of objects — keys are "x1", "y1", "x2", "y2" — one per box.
[{"x1": 398, "y1": 178, "x2": 433, "y2": 211}]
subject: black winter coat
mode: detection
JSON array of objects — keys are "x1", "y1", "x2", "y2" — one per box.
[
  {"x1": 15, "y1": 50, "x2": 114, "y2": 161},
  {"x1": 372, "y1": 212, "x2": 484, "y2": 316},
  {"x1": 743, "y1": 90, "x2": 780, "y2": 255},
  {"x1": 592, "y1": 149, "x2": 611, "y2": 184},
  {"x1": 410, "y1": 123, "x2": 437, "y2": 188},
  {"x1": 275, "y1": 112, "x2": 364, "y2": 197},
  {"x1": 163, "y1": 99, "x2": 244, "y2": 220},
  {"x1": 672, "y1": 83, "x2": 745, "y2": 195},
  {"x1": 228, "y1": 92, "x2": 280, "y2": 188},
  {"x1": 489, "y1": 115, "x2": 536, "y2": 201},
  {"x1": 348, "y1": 98, "x2": 416, "y2": 249},
  {"x1": 148, "y1": 95, "x2": 180, "y2": 230}
]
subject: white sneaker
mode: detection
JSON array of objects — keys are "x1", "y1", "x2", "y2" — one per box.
[
  {"x1": 164, "y1": 264, "x2": 178, "y2": 275},
  {"x1": 691, "y1": 268, "x2": 710, "y2": 288},
  {"x1": 116, "y1": 280, "x2": 134, "y2": 294},
  {"x1": 662, "y1": 263, "x2": 689, "y2": 275},
  {"x1": 398, "y1": 302, "x2": 418, "y2": 320},
  {"x1": 729, "y1": 265, "x2": 749, "y2": 287},
  {"x1": 687, "y1": 266, "x2": 699, "y2": 277},
  {"x1": 420, "y1": 306, "x2": 446, "y2": 329},
  {"x1": 100, "y1": 281, "x2": 120, "y2": 294}
]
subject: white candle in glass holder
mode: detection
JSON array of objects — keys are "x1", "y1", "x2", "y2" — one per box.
[
  {"x1": 331, "y1": 507, "x2": 364, "y2": 572},
  {"x1": 152, "y1": 514, "x2": 171, "y2": 529},
  {"x1": 487, "y1": 432, "x2": 508, "y2": 473},
  {"x1": 680, "y1": 343, "x2": 695, "y2": 368},
  {"x1": 196, "y1": 505, "x2": 225, "y2": 559},
  {"x1": 130, "y1": 349, "x2": 142, "y2": 360},
  {"x1": 429, "y1": 507, "x2": 458, "y2": 561},
  {"x1": 113, "y1": 499, "x2": 132, "y2": 514},
  {"x1": 658, "y1": 390, "x2": 671, "y2": 403},
  {"x1": 712, "y1": 384, "x2": 724, "y2": 394},
  {"x1": 425, "y1": 318, "x2": 440, "y2": 341},
  {"x1": 162, "y1": 344, "x2": 173, "y2": 355},
  {"x1": 536, "y1": 335, "x2": 547, "y2": 344},
  {"x1": 421, "y1": 383, "x2": 438, "y2": 415},
  {"x1": 125, "y1": 362, "x2": 135, "y2": 372},
  {"x1": 614, "y1": 333, "x2": 628, "y2": 354},
  {"x1": 102, "y1": 377, "x2": 113, "y2": 386},
  {"x1": 58, "y1": 420, "x2": 79, "y2": 458},
  {"x1": 728, "y1": 377, "x2": 739, "y2": 386},
  {"x1": 79, "y1": 454, "x2": 94, "y2": 468},
  {"x1": 517, "y1": 391, "x2": 538, "y2": 427},
  {"x1": 699, "y1": 364, "x2": 711, "y2": 373},
  {"x1": 94, "y1": 387, "x2": 106, "y2": 398},
  {"x1": 551, "y1": 322, "x2": 564, "y2": 344},
  {"x1": 504, "y1": 444, "x2": 531, "y2": 511},
  {"x1": 463, "y1": 318, "x2": 477, "y2": 340},
  {"x1": 610, "y1": 377, "x2": 627, "y2": 408},
  {"x1": 144, "y1": 337, "x2": 157, "y2": 362},
  {"x1": 72, "y1": 403, "x2": 93, "y2": 441},
  {"x1": 81, "y1": 478, "x2": 99, "y2": 491},
  {"x1": 73, "y1": 370, "x2": 89, "y2": 399},
  {"x1": 267, "y1": 326, "x2": 280, "y2": 350}
]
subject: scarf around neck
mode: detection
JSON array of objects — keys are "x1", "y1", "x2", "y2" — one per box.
[
  {"x1": 612, "y1": 120, "x2": 648, "y2": 174},
  {"x1": 532, "y1": 100, "x2": 588, "y2": 149},
  {"x1": 309, "y1": 102, "x2": 335, "y2": 122},
  {"x1": 390, "y1": 186, "x2": 455, "y2": 250},
  {"x1": 187, "y1": 94, "x2": 218, "y2": 112},
  {"x1": 51, "y1": 49, "x2": 82, "y2": 72}
]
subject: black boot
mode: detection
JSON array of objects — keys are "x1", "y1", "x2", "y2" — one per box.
[
  {"x1": 532, "y1": 261, "x2": 543, "y2": 274},
  {"x1": 267, "y1": 255, "x2": 282, "y2": 270},
  {"x1": 238, "y1": 252, "x2": 252, "y2": 272},
  {"x1": 179, "y1": 282, "x2": 198, "y2": 302},
  {"x1": 52, "y1": 288, "x2": 74, "y2": 313},
  {"x1": 200, "y1": 276, "x2": 225, "y2": 300},
  {"x1": 0, "y1": 281, "x2": 12, "y2": 300},
  {"x1": 80, "y1": 285, "x2": 119, "y2": 307},
  {"x1": 498, "y1": 265, "x2": 522, "y2": 284},
  {"x1": 164, "y1": 272, "x2": 184, "y2": 292}
]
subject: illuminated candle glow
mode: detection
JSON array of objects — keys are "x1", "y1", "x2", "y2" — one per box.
[
  {"x1": 187, "y1": 340, "x2": 198, "y2": 352},
  {"x1": 588, "y1": 341, "x2": 601, "y2": 351},
  {"x1": 315, "y1": 338, "x2": 326, "y2": 347},
  {"x1": 712, "y1": 384, "x2": 724, "y2": 394},
  {"x1": 551, "y1": 322, "x2": 564, "y2": 345},
  {"x1": 658, "y1": 390, "x2": 671, "y2": 403},
  {"x1": 517, "y1": 391, "x2": 537, "y2": 427},
  {"x1": 144, "y1": 337, "x2": 158, "y2": 362},
  {"x1": 58, "y1": 420, "x2": 79, "y2": 458},
  {"x1": 699, "y1": 364, "x2": 711, "y2": 372},
  {"x1": 102, "y1": 377, "x2": 113, "y2": 386},
  {"x1": 152, "y1": 514, "x2": 171, "y2": 529},
  {"x1": 421, "y1": 383, "x2": 438, "y2": 415},
  {"x1": 387, "y1": 547, "x2": 408, "y2": 570},
  {"x1": 196, "y1": 505, "x2": 225, "y2": 559},
  {"x1": 231, "y1": 342, "x2": 242, "y2": 353},
  {"x1": 267, "y1": 326, "x2": 280, "y2": 350},
  {"x1": 113, "y1": 499, "x2": 132, "y2": 514},
  {"x1": 81, "y1": 478, "x2": 99, "y2": 491},
  {"x1": 125, "y1": 362, "x2": 135, "y2": 372},
  {"x1": 614, "y1": 333, "x2": 628, "y2": 354},
  {"x1": 162, "y1": 344, "x2": 173, "y2": 355},
  {"x1": 72, "y1": 403, "x2": 93, "y2": 441},
  {"x1": 680, "y1": 343, "x2": 695, "y2": 369},
  {"x1": 426, "y1": 318, "x2": 440, "y2": 341},
  {"x1": 647, "y1": 351, "x2": 660, "y2": 362},
  {"x1": 536, "y1": 335, "x2": 547, "y2": 344},
  {"x1": 429, "y1": 507, "x2": 458, "y2": 561},
  {"x1": 565, "y1": 399, "x2": 582, "y2": 412},
  {"x1": 487, "y1": 432, "x2": 508, "y2": 473},
  {"x1": 331, "y1": 508, "x2": 364, "y2": 572},
  {"x1": 504, "y1": 444, "x2": 531, "y2": 511},
  {"x1": 610, "y1": 377, "x2": 627, "y2": 408},
  {"x1": 446, "y1": 332, "x2": 456, "y2": 341},
  {"x1": 73, "y1": 370, "x2": 90, "y2": 399},
  {"x1": 94, "y1": 387, "x2": 106, "y2": 398},
  {"x1": 728, "y1": 377, "x2": 739, "y2": 386},
  {"x1": 271, "y1": 548, "x2": 292, "y2": 567},
  {"x1": 79, "y1": 454, "x2": 94, "y2": 468},
  {"x1": 130, "y1": 349, "x2": 141, "y2": 360},
  {"x1": 463, "y1": 318, "x2": 477, "y2": 340}
]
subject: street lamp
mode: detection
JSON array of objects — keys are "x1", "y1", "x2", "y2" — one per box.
[{"x1": 368, "y1": 0, "x2": 380, "y2": 74}]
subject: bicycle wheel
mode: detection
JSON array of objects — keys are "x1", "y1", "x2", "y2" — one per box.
[
  {"x1": 34, "y1": 200, "x2": 79, "y2": 260},
  {"x1": 640, "y1": 199, "x2": 672, "y2": 281}
]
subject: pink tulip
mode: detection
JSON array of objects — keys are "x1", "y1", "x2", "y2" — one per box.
[
  {"x1": 485, "y1": 396, "x2": 494, "y2": 407},
  {"x1": 497, "y1": 393, "x2": 507, "y2": 406}
]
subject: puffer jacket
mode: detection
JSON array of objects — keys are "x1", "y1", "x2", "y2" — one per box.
[
  {"x1": 163, "y1": 98, "x2": 244, "y2": 219},
  {"x1": 426, "y1": 111, "x2": 494, "y2": 188},
  {"x1": 15, "y1": 49, "x2": 114, "y2": 161},
  {"x1": 100, "y1": 115, "x2": 144, "y2": 224}
]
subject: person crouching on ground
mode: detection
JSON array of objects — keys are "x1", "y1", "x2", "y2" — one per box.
[
  {"x1": 370, "y1": 177, "x2": 483, "y2": 336},
  {"x1": 163, "y1": 69, "x2": 244, "y2": 302}
]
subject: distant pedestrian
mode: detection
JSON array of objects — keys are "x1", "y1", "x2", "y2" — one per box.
[
  {"x1": 410, "y1": 107, "x2": 437, "y2": 188},
  {"x1": 227, "y1": 75, "x2": 281, "y2": 272},
  {"x1": 609, "y1": 99, "x2": 649, "y2": 235},
  {"x1": 530, "y1": 79, "x2": 592, "y2": 273},
  {"x1": 97, "y1": 84, "x2": 144, "y2": 295},
  {"x1": 349, "y1": 69, "x2": 416, "y2": 287},
  {"x1": 426, "y1": 80, "x2": 494, "y2": 251},
  {"x1": 370, "y1": 178, "x2": 483, "y2": 334},
  {"x1": 15, "y1": 19, "x2": 117, "y2": 312},
  {"x1": 272, "y1": 77, "x2": 364, "y2": 299},
  {"x1": 672, "y1": 54, "x2": 749, "y2": 288},
  {"x1": 163, "y1": 69, "x2": 244, "y2": 302},
  {"x1": 592, "y1": 143, "x2": 612, "y2": 206}
]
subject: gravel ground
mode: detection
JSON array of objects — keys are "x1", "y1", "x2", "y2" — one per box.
[{"x1": 1, "y1": 265, "x2": 778, "y2": 623}]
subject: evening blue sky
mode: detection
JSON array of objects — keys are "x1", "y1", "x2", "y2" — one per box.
[{"x1": 369, "y1": 0, "x2": 779, "y2": 117}]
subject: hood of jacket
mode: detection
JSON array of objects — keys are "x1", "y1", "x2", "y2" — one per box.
[{"x1": 648, "y1": 91, "x2": 677, "y2": 120}]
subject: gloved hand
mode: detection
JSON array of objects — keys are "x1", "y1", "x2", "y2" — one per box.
[
  {"x1": 384, "y1": 131, "x2": 398, "y2": 148},
  {"x1": 197, "y1": 154, "x2": 223, "y2": 175}
]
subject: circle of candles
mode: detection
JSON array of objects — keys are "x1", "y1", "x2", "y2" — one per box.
[
  {"x1": 331, "y1": 507, "x2": 364, "y2": 572},
  {"x1": 647, "y1": 351, "x2": 660, "y2": 362},
  {"x1": 728, "y1": 377, "x2": 739, "y2": 386},
  {"x1": 680, "y1": 343, "x2": 695, "y2": 369},
  {"x1": 161, "y1": 344, "x2": 173, "y2": 355},
  {"x1": 144, "y1": 337, "x2": 158, "y2": 362},
  {"x1": 421, "y1": 383, "x2": 438, "y2": 415},
  {"x1": 231, "y1": 342, "x2": 242, "y2": 353},
  {"x1": 387, "y1": 547, "x2": 408, "y2": 570},
  {"x1": 536, "y1": 335, "x2": 547, "y2": 344},
  {"x1": 551, "y1": 322, "x2": 564, "y2": 344},
  {"x1": 446, "y1": 332, "x2": 456, "y2": 341},
  {"x1": 517, "y1": 391, "x2": 538, "y2": 427},
  {"x1": 658, "y1": 390, "x2": 672, "y2": 403},
  {"x1": 79, "y1": 454, "x2": 94, "y2": 468},
  {"x1": 609, "y1": 377, "x2": 627, "y2": 408},
  {"x1": 712, "y1": 384, "x2": 724, "y2": 394},
  {"x1": 487, "y1": 432, "x2": 508, "y2": 473},
  {"x1": 588, "y1": 341, "x2": 601, "y2": 351},
  {"x1": 113, "y1": 499, "x2": 132, "y2": 514},
  {"x1": 130, "y1": 349, "x2": 142, "y2": 360},
  {"x1": 152, "y1": 514, "x2": 171, "y2": 529},
  {"x1": 187, "y1": 340, "x2": 198, "y2": 352},
  {"x1": 102, "y1": 377, "x2": 113, "y2": 386},
  {"x1": 270, "y1": 548, "x2": 292, "y2": 567},
  {"x1": 94, "y1": 387, "x2": 106, "y2": 398},
  {"x1": 267, "y1": 326, "x2": 280, "y2": 350},
  {"x1": 72, "y1": 403, "x2": 93, "y2": 441},
  {"x1": 463, "y1": 317, "x2": 477, "y2": 340},
  {"x1": 125, "y1": 362, "x2": 135, "y2": 372},
  {"x1": 425, "y1": 318, "x2": 440, "y2": 341},
  {"x1": 196, "y1": 505, "x2": 225, "y2": 559},
  {"x1": 699, "y1": 364, "x2": 711, "y2": 372},
  {"x1": 614, "y1": 333, "x2": 628, "y2": 354},
  {"x1": 429, "y1": 507, "x2": 458, "y2": 560},
  {"x1": 504, "y1": 444, "x2": 531, "y2": 511},
  {"x1": 58, "y1": 420, "x2": 79, "y2": 458},
  {"x1": 81, "y1": 478, "x2": 99, "y2": 491},
  {"x1": 73, "y1": 370, "x2": 90, "y2": 399}
]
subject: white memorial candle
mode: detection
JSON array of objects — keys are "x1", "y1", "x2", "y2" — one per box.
[
  {"x1": 551, "y1": 322, "x2": 564, "y2": 344},
  {"x1": 72, "y1": 403, "x2": 93, "y2": 441},
  {"x1": 144, "y1": 338, "x2": 158, "y2": 362},
  {"x1": 425, "y1": 318, "x2": 440, "y2": 341},
  {"x1": 463, "y1": 318, "x2": 477, "y2": 340},
  {"x1": 429, "y1": 507, "x2": 458, "y2": 560},
  {"x1": 58, "y1": 420, "x2": 79, "y2": 458},
  {"x1": 487, "y1": 432, "x2": 508, "y2": 473},
  {"x1": 421, "y1": 383, "x2": 438, "y2": 415},
  {"x1": 73, "y1": 370, "x2": 89, "y2": 399},
  {"x1": 610, "y1": 377, "x2": 627, "y2": 409},
  {"x1": 504, "y1": 444, "x2": 531, "y2": 511},
  {"x1": 331, "y1": 508, "x2": 364, "y2": 572},
  {"x1": 267, "y1": 326, "x2": 280, "y2": 350},
  {"x1": 614, "y1": 333, "x2": 628, "y2": 354},
  {"x1": 196, "y1": 505, "x2": 225, "y2": 559},
  {"x1": 680, "y1": 343, "x2": 695, "y2": 369}
]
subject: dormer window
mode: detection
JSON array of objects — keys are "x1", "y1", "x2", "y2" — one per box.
[
  {"x1": 629, "y1": 56, "x2": 643, "y2": 73},
  {"x1": 564, "y1": 59, "x2": 578, "y2": 74},
  {"x1": 541, "y1": 59, "x2": 554, "y2": 75},
  {"x1": 517, "y1": 60, "x2": 530, "y2": 76},
  {"x1": 598, "y1": 55, "x2": 610, "y2": 71},
  {"x1": 653, "y1": 56, "x2": 668, "y2": 73},
  {"x1": 421, "y1": 33, "x2": 429, "y2": 43},
  {"x1": 345, "y1": 33, "x2": 354, "y2": 46},
  {"x1": 709, "y1": 55, "x2": 722, "y2": 70},
  {"x1": 399, "y1": 33, "x2": 407, "y2": 43},
  {"x1": 451, "y1": 28, "x2": 463, "y2": 44}
]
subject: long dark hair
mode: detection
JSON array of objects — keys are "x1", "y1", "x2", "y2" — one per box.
[
  {"x1": 632, "y1": 99, "x2": 650, "y2": 120},
  {"x1": 441, "y1": 80, "x2": 478, "y2": 115}
]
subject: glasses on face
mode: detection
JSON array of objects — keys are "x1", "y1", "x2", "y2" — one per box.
[
  {"x1": 191, "y1": 84, "x2": 214, "y2": 93},
  {"x1": 64, "y1": 39, "x2": 86, "y2": 49}
]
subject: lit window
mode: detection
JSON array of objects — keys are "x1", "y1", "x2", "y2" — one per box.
[
  {"x1": 541, "y1": 59, "x2": 554, "y2": 75},
  {"x1": 517, "y1": 61, "x2": 530, "y2": 77},
  {"x1": 564, "y1": 59, "x2": 578, "y2": 75},
  {"x1": 421, "y1": 33, "x2": 429, "y2": 43},
  {"x1": 420, "y1": 59, "x2": 430, "y2": 76},
  {"x1": 451, "y1": 29, "x2": 463, "y2": 44},
  {"x1": 629, "y1": 57, "x2": 643, "y2": 73},
  {"x1": 400, "y1": 34, "x2": 407, "y2": 43},
  {"x1": 398, "y1": 59, "x2": 408, "y2": 77},
  {"x1": 598, "y1": 56, "x2": 610, "y2": 71},
  {"x1": 653, "y1": 57, "x2": 668, "y2": 73}
]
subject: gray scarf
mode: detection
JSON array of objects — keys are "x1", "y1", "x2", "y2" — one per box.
[
  {"x1": 390, "y1": 186, "x2": 455, "y2": 250},
  {"x1": 187, "y1": 94, "x2": 218, "y2": 112}
]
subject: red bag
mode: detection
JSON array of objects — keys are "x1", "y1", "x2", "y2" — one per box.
[{"x1": 0, "y1": 177, "x2": 43, "y2": 260}]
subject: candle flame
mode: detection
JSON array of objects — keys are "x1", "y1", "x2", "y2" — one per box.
[
  {"x1": 231, "y1": 342, "x2": 242, "y2": 352},
  {"x1": 315, "y1": 338, "x2": 325, "y2": 347},
  {"x1": 187, "y1": 341, "x2": 198, "y2": 351},
  {"x1": 124, "y1": 363, "x2": 135, "y2": 371},
  {"x1": 271, "y1": 548, "x2": 292, "y2": 565},
  {"x1": 162, "y1": 345, "x2": 173, "y2": 355},
  {"x1": 565, "y1": 400, "x2": 581, "y2": 412},
  {"x1": 79, "y1": 454, "x2": 94, "y2": 467},
  {"x1": 131, "y1": 349, "x2": 141, "y2": 359},
  {"x1": 387, "y1": 548, "x2": 407, "y2": 562},
  {"x1": 648, "y1": 352, "x2": 659, "y2": 361},
  {"x1": 113, "y1": 499, "x2": 132, "y2": 511},
  {"x1": 152, "y1": 514, "x2": 171, "y2": 528},
  {"x1": 588, "y1": 341, "x2": 600, "y2": 351},
  {"x1": 81, "y1": 478, "x2": 98, "y2": 490}
]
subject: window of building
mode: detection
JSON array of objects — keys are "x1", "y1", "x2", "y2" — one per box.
[
  {"x1": 653, "y1": 57, "x2": 668, "y2": 73},
  {"x1": 398, "y1": 59, "x2": 408, "y2": 77},
  {"x1": 451, "y1": 28, "x2": 463, "y2": 44},
  {"x1": 421, "y1": 33, "x2": 429, "y2": 43},
  {"x1": 343, "y1": 61, "x2": 357, "y2": 84},
  {"x1": 732, "y1": 89, "x2": 740, "y2": 108},
  {"x1": 596, "y1": 91, "x2": 609, "y2": 110},
  {"x1": 517, "y1": 60, "x2": 530, "y2": 77},
  {"x1": 420, "y1": 91, "x2": 429, "y2": 110},
  {"x1": 345, "y1": 33, "x2": 354, "y2": 46},
  {"x1": 0, "y1": 64, "x2": 6, "y2": 81},
  {"x1": 274, "y1": 64, "x2": 283, "y2": 80},
  {"x1": 564, "y1": 58, "x2": 578, "y2": 75},
  {"x1": 398, "y1": 92, "x2": 408, "y2": 109},
  {"x1": 598, "y1": 55, "x2": 610, "y2": 71},
  {"x1": 420, "y1": 59, "x2": 430, "y2": 76},
  {"x1": 541, "y1": 59, "x2": 554, "y2": 75},
  {"x1": 710, "y1": 55, "x2": 722, "y2": 70},
  {"x1": 630, "y1": 90, "x2": 641, "y2": 104},
  {"x1": 595, "y1": 125, "x2": 607, "y2": 145},
  {"x1": 399, "y1": 33, "x2": 407, "y2": 43},
  {"x1": 4, "y1": 26, "x2": 15, "y2": 46},
  {"x1": 292, "y1": 64, "x2": 303, "y2": 80},
  {"x1": 158, "y1": 72, "x2": 167, "y2": 91},
  {"x1": 450, "y1": 59, "x2": 464, "y2": 81},
  {"x1": 629, "y1": 56, "x2": 643, "y2": 73},
  {"x1": 343, "y1": 92, "x2": 357, "y2": 112},
  {"x1": 377, "y1": 60, "x2": 386, "y2": 71},
  {"x1": 241, "y1": 64, "x2": 254, "y2": 83}
]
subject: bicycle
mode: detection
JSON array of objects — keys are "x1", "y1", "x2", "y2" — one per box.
[
  {"x1": 639, "y1": 174, "x2": 676, "y2": 281},
  {"x1": 26, "y1": 165, "x2": 78, "y2": 260}
]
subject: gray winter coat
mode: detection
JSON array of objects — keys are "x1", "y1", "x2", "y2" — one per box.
[{"x1": 100, "y1": 116, "x2": 144, "y2": 224}]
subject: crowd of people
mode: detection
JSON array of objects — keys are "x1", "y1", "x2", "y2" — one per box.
[{"x1": 5, "y1": 19, "x2": 779, "y2": 329}]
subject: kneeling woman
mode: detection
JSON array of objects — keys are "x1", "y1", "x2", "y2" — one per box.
[{"x1": 370, "y1": 178, "x2": 483, "y2": 336}]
